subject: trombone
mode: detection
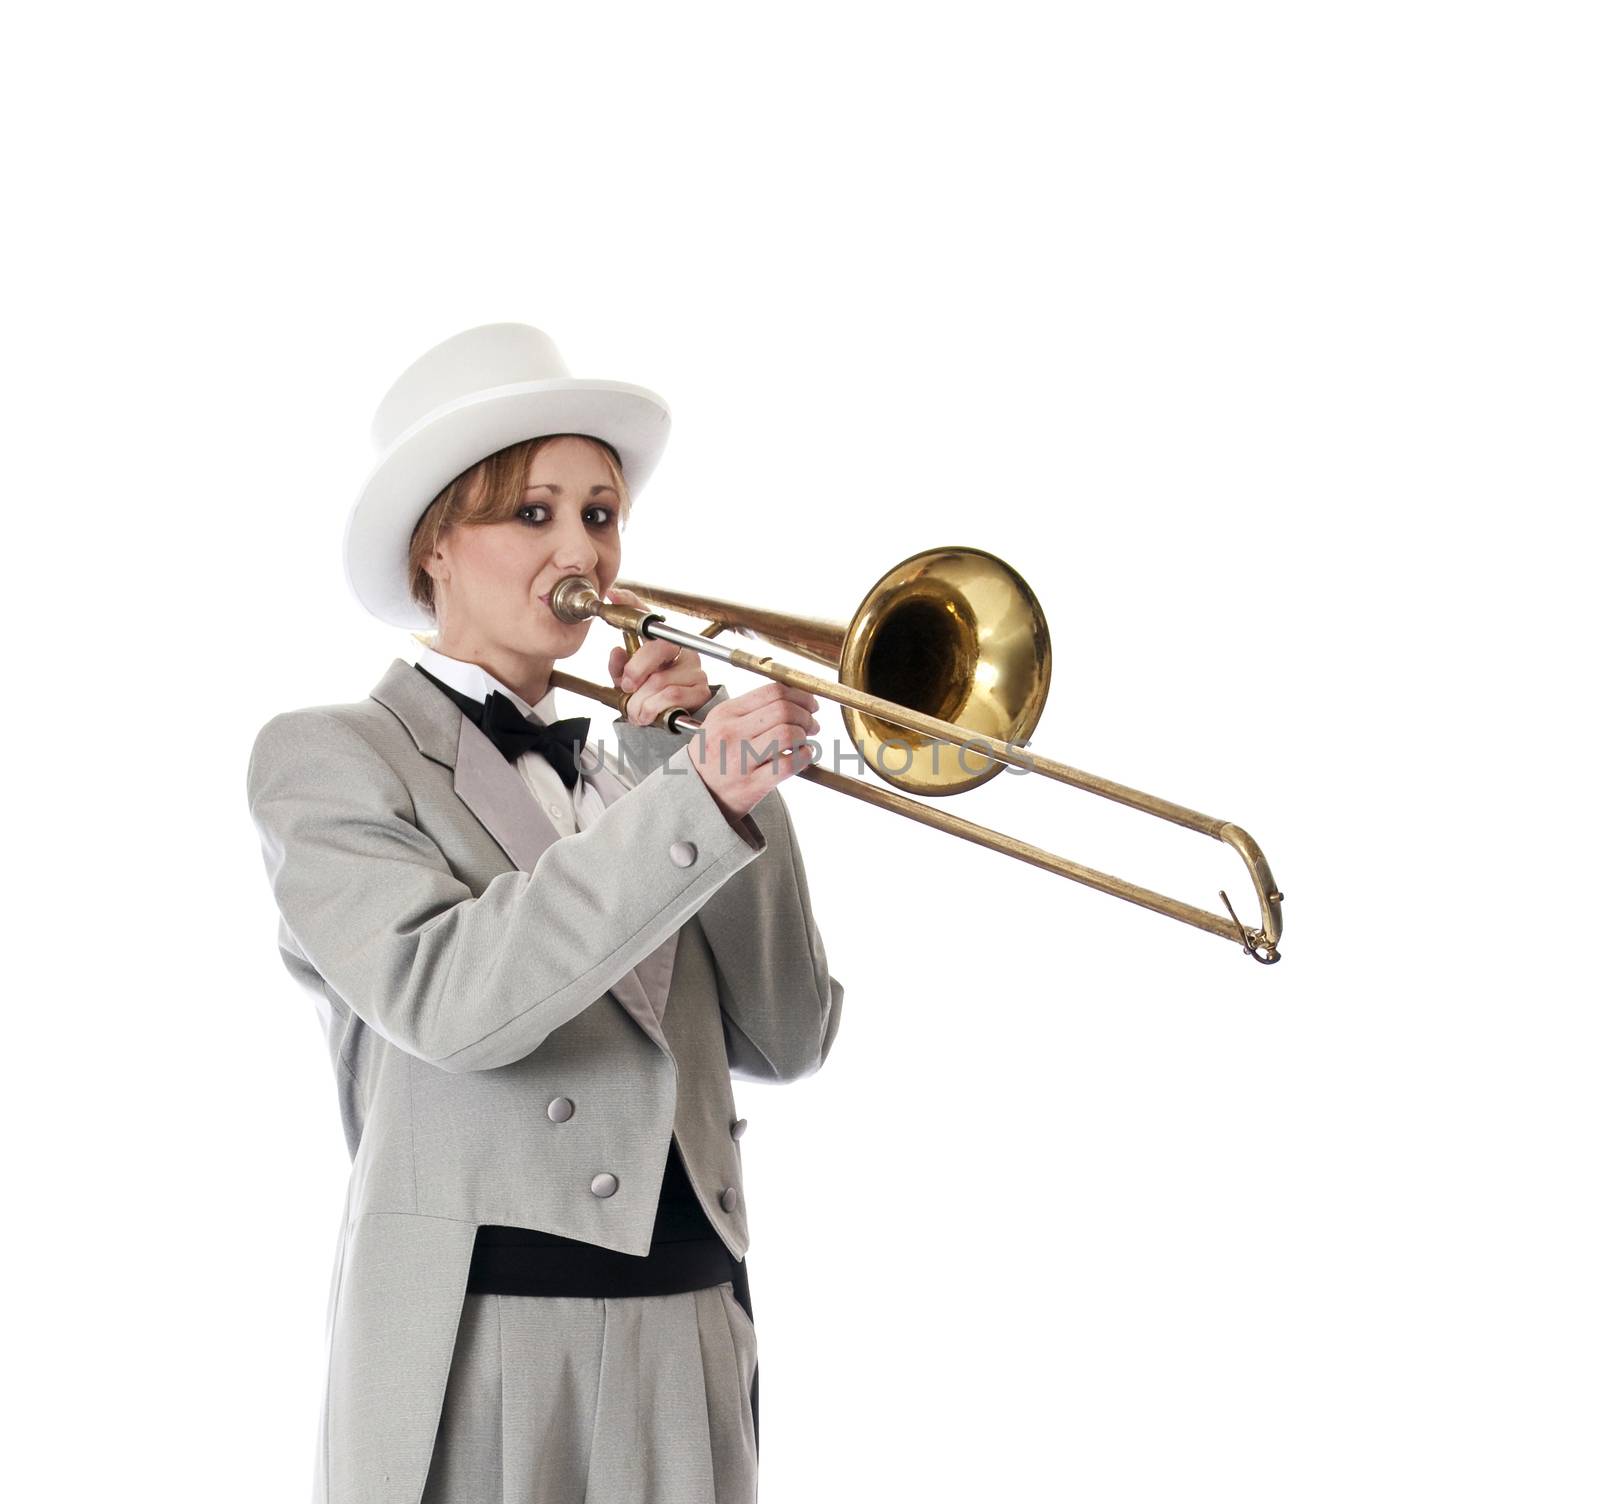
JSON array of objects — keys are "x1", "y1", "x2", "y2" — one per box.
[{"x1": 544, "y1": 546, "x2": 1284, "y2": 964}]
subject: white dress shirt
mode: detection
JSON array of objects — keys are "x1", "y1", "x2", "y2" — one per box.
[{"x1": 412, "y1": 643, "x2": 608, "y2": 837}]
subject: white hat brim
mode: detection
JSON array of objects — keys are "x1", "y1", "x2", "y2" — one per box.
[{"x1": 344, "y1": 377, "x2": 670, "y2": 629}]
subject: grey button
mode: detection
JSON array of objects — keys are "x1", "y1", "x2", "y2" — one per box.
[
  {"x1": 669, "y1": 840, "x2": 698, "y2": 868},
  {"x1": 720, "y1": 1186, "x2": 739, "y2": 1212},
  {"x1": 590, "y1": 1172, "x2": 619, "y2": 1198},
  {"x1": 730, "y1": 1117, "x2": 748, "y2": 1140},
  {"x1": 547, "y1": 1096, "x2": 575, "y2": 1123}
]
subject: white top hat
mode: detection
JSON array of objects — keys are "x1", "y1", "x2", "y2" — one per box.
[{"x1": 343, "y1": 322, "x2": 671, "y2": 629}]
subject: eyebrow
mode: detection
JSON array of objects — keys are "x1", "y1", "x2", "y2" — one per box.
[{"x1": 524, "y1": 482, "x2": 620, "y2": 495}]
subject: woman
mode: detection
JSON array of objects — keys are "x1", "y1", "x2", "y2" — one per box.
[{"x1": 246, "y1": 323, "x2": 845, "y2": 1504}]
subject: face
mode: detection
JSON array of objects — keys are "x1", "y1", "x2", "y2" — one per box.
[{"x1": 426, "y1": 435, "x2": 624, "y2": 679}]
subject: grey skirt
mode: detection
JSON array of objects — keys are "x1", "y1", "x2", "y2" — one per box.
[{"x1": 421, "y1": 1281, "x2": 760, "y2": 1503}]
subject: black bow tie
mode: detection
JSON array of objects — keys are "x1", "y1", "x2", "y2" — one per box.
[{"x1": 414, "y1": 665, "x2": 590, "y2": 788}]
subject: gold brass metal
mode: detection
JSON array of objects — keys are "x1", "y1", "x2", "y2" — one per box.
[
  {"x1": 544, "y1": 547, "x2": 1284, "y2": 964},
  {"x1": 838, "y1": 548, "x2": 1051, "y2": 797}
]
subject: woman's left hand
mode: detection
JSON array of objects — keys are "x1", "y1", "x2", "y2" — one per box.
[{"x1": 606, "y1": 586, "x2": 712, "y2": 727}]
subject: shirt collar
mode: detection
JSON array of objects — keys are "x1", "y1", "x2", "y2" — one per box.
[{"x1": 413, "y1": 643, "x2": 560, "y2": 723}]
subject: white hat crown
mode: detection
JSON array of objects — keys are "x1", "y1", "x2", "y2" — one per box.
[{"x1": 371, "y1": 324, "x2": 572, "y2": 451}]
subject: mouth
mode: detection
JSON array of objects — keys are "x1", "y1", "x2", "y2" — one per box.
[{"x1": 541, "y1": 577, "x2": 595, "y2": 613}]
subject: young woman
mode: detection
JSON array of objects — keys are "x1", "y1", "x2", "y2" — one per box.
[{"x1": 246, "y1": 323, "x2": 845, "y2": 1504}]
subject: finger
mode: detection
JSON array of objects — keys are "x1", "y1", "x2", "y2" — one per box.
[
  {"x1": 634, "y1": 649, "x2": 701, "y2": 691},
  {"x1": 775, "y1": 738, "x2": 819, "y2": 782},
  {"x1": 730, "y1": 681, "x2": 820, "y2": 715},
  {"x1": 754, "y1": 737, "x2": 816, "y2": 792},
  {"x1": 726, "y1": 715, "x2": 819, "y2": 775},
  {"x1": 630, "y1": 666, "x2": 705, "y2": 712},
  {"x1": 762, "y1": 682, "x2": 819, "y2": 712},
  {"x1": 636, "y1": 679, "x2": 711, "y2": 725},
  {"x1": 618, "y1": 638, "x2": 682, "y2": 690},
  {"x1": 629, "y1": 662, "x2": 709, "y2": 709},
  {"x1": 739, "y1": 720, "x2": 815, "y2": 771},
  {"x1": 729, "y1": 696, "x2": 822, "y2": 742}
]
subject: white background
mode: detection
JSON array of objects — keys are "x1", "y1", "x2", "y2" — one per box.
[{"x1": 5, "y1": 3, "x2": 1595, "y2": 1500}]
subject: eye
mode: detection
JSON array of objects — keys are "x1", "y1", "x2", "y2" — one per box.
[
  {"x1": 585, "y1": 505, "x2": 617, "y2": 526},
  {"x1": 516, "y1": 504, "x2": 549, "y2": 524}
]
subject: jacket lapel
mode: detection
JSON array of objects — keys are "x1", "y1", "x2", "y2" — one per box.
[{"x1": 369, "y1": 657, "x2": 679, "y2": 1049}]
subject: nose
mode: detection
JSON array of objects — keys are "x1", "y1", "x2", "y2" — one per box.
[{"x1": 549, "y1": 514, "x2": 600, "y2": 576}]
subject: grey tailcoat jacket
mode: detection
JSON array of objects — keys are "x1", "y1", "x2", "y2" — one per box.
[{"x1": 245, "y1": 657, "x2": 846, "y2": 1504}]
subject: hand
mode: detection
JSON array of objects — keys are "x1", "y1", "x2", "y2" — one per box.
[
  {"x1": 606, "y1": 586, "x2": 713, "y2": 726},
  {"x1": 686, "y1": 681, "x2": 822, "y2": 820}
]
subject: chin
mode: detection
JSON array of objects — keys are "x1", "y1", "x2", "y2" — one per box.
[{"x1": 541, "y1": 620, "x2": 589, "y2": 652}]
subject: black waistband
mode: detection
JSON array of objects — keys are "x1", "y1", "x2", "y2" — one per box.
[{"x1": 466, "y1": 1233, "x2": 743, "y2": 1300}]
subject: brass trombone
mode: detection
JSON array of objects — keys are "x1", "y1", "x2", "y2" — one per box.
[{"x1": 545, "y1": 546, "x2": 1284, "y2": 964}]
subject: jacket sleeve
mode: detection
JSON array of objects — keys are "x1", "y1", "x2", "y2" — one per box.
[
  {"x1": 697, "y1": 785, "x2": 844, "y2": 1083},
  {"x1": 245, "y1": 706, "x2": 766, "y2": 1074},
  {"x1": 609, "y1": 685, "x2": 845, "y2": 1083}
]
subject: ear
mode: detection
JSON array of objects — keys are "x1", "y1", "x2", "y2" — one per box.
[{"x1": 421, "y1": 530, "x2": 451, "y2": 583}]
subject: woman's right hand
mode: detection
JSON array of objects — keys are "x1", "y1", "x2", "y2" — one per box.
[{"x1": 687, "y1": 681, "x2": 821, "y2": 819}]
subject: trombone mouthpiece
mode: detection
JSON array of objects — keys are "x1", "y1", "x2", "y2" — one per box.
[{"x1": 549, "y1": 576, "x2": 601, "y2": 623}]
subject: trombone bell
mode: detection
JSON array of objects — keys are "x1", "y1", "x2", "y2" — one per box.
[{"x1": 839, "y1": 547, "x2": 1051, "y2": 796}]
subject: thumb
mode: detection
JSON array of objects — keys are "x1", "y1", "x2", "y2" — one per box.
[{"x1": 608, "y1": 645, "x2": 626, "y2": 685}]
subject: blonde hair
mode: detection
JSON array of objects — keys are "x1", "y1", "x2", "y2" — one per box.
[{"x1": 407, "y1": 433, "x2": 631, "y2": 621}]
